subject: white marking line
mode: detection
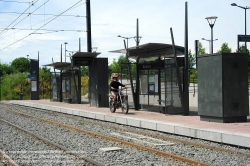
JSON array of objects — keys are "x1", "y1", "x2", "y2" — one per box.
[
  {"x1": 99, "y1": 147, "x2": 122, "y2": 152},
  {"x1": 111, "y1": 133, "x2": 175, "y2": 146},
  {"x1": 125, "y1": 132, "x2": 175, "y2": 145}
]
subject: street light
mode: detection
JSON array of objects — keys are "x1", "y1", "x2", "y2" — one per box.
[
  {"x1": 201, "y1": 38, "x2": 218, "y2": 54},
  {"x1": 231, "y1": 3, "x2": 250, "y2": 52},
  {"x1": 205, "y1": 16, "x2": 218, "y2": 54},
  {"x1": 117, "y1": 35, "x2": 142, "y2": 48},
  {"x1": 64, "y1": 42, "x2": 68, "y2": 62}
]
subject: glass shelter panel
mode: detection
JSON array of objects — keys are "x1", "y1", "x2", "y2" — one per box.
[
  {"x1": 148, "y1": 70, "x2": 159, "y2": 105},
  {"x1": 164, "y1": 64, "x2": 183, "y2": 112},
  {"x1": 139, "y1": 69, "x2": 159, "y2": 105},
  {"x1": 62, "y1": 70, "x2": 79, "y2": 103},
  {"x1": 139, "y1": 70, "x2": 148, "y2": 105},
  {"x1": 50, "y1": 72, "x2": 60, "y2": 101}
]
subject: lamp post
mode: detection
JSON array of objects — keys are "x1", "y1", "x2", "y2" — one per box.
[
  {"x1": 117, "y1": 35, "x2": 142, "y2": 48},
  {"x1": 231, "y1": 3, "x2": 250, "y2": 52},
  {"x1": 205, "y1": 16, "x2": 218, "y2": 54},
  {"x1": 201, "y1": 38, "x2": 218, "y2": 54},
  {"x1": 64, "y1": 42, "x2": 68, "y2": 62}
]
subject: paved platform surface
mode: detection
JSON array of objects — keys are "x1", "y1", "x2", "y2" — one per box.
[{"x1": 6, "y1": 99, "x2": 250, "y2": 148}]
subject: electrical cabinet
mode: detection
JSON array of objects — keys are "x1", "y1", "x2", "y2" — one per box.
[{"x1": 198, "y1": 53, "x2": 249, "y2": 123}]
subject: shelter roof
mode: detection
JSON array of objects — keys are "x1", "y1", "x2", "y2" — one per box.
[
  {"x1": 43, "y1": 62, "x2": 71, "y2": 70},
  {"x1": 72, "y1": 52, "x2": 101, "y2": 58},
  {"x1": 109, "y1": 43, "x2": 184, "y2": 60},
  {"x1": 43, "y1": 52, "x2": 101, "y2": 70}
]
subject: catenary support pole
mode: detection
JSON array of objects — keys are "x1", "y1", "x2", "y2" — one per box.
[
  {"x1": 86, "y1": 0, "x2": 92, "y2": 52},
  {"x1": 183, "y1": 1, "x2": 189, "y2": 116}
]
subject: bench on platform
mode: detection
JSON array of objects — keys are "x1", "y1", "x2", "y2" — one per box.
[{"x1": 154, "y1": 100, "x2": 173, "y2": 114}]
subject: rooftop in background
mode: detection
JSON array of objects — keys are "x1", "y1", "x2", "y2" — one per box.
[
  {"x1": 109, "y1": 43, "x2": 184, "y2": 60},
  {"x1": 43, "y1": 52, "x2": 102, "y2": 70}
]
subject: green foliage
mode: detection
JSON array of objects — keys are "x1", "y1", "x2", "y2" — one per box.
[
  {"x1": 108, "y1": 55, "x2": 137, "y2": 81},
  {"x1": 217, "y1": 43, "x2": 232, "y2": 53},
  {"x1": 236, "y1": 44, "x2": 250, "y2": 67},
  {"x1": 189, "y1": 69, "x2": 198, "y2": 83},
  {"x1": 11, "y1": 57, "x2": 30, "y2": 73},
  {"x1": 198, "y1": 42, "x2": 207, "y2": 55},
  {"x1": 80, "y1": 66, "x2": 88, "y2": 76},
  {"x1": 188, "y1": 42, "x2": 206, "y2": 68},
  {"x1": 1, "y1": 73, "x2": 30, "y2": 100},
  {"x1": 236, "y1": 44, "x2": 250, "y2": 54},
  {"x1": 109, "y1": 55, "x2": 128, "y2": 76},
  {"x1": 188, "y1": 49, "x2": 196, "y2": 69},
  {"x1": 0, "y1": 63, "x2": 14, "y2": 76},
  {"x1": 81, "y1": 75, "x2": 88, "y2": 95},
  {"x1": 39, "y1": 67, "x2": 51, "y2": 99}
]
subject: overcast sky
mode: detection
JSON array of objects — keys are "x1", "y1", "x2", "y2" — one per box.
[{"x1": 0, "y1": 0, "x2": 249, "y2": 70}]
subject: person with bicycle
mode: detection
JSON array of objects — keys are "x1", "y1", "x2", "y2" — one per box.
[{"x1": 110, "y1": 73, "x2": 128, "y2": 104}]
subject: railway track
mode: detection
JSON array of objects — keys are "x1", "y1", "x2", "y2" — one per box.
[
  {"x1": 1, "y1": 103, "x2": 250, "y2": 165},
  {"x1": 0, "y1": 149, "x2": 18, "y2": 166},
  {"x1": 0, "y1": 119, "x2": 101, "y2": 166}
]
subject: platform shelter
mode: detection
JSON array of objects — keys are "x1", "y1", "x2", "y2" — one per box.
[
  {"x1": 44, "y1": 52, "x2": 109, "y2": 107},
  {"x1": 110, "y1": 43, "x2": 186, "y2": 114}
]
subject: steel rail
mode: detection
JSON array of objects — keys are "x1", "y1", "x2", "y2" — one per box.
[
  {"x1": 3, "y1": 108, "x2": 210, "y2": 166},
  {"x1": 93, "y1": 119, "x2": 250, "y2": 159},
  {"x1": 12, "y1": 104, "x2": 250, "y2": 159},
  {"x1": 0, "y1": 149, "x2": 19, "y2": 166},
  {"x1": 0, "y1": 118, "x2": 103, "y2": 166}
]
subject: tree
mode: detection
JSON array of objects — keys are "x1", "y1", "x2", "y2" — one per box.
[
  {"x1": 0, "y1": 63, "x2": 14, "y2": 76},
  {"x1": 198, "y1": 42, "x2": 207, "y2": 55},
  {"x1": 11, "y1": 57, "x2": 30, "y2": 73},
  {"x1": 236, "y1": 45, "x2": 250, "y2": 66},
  {"x1": 217, "y1": 43, "x2": 232, "y2": 53},
  {"x1": 188, "y1": 49, "x2": 196, "y2": 69},
  {"x1": 108, "y1": 55, "x2": 136, "y2": 80},
  {"x1": 236, "y1": 44, "x2": 250, "y2": 54},
  {"x1": 2, "y1": 73, "x2": 29, "y2": 100},
  {"x1": 39, "y1": 67, "x2": 51, "y2": 99},
  {"x1": 109, "y1": 55, "x2": 128, "y2": 75},
  {"x1": 81, "y1": 75, "x2": 88, "y2": 95},
  {"x1": 80, "y1": 66, "x2": 88, "y2": 76}
]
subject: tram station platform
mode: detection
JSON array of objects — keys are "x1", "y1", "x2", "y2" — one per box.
[{"x1": 7, "y1": 99, "x2": 250, "y2": 149}]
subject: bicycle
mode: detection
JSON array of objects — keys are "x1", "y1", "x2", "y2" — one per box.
[{"x1": 109, "y1": 88, "x2": 129, "y2": 114}]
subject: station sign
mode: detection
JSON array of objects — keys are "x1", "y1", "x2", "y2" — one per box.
[
  {"x1": 238, "y1": 35, "x2": 250, "y2": 42},
  {"x1": 72, "y1": 58, "x2": 91, "y2": 66},
  {"x1": 138, "y1": 61, "x2": 164, "y2": 70}
]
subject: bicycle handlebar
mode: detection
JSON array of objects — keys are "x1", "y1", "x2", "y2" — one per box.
[{"x1": 119, "y1": 87, "x2": 127, "y2": 90}]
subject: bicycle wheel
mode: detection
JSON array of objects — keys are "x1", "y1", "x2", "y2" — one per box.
[
  {"x1": 121, "y1": 96, "x2": 129, "y2": 114},
  {"x1": 109, "y1": 99, "x2": 116, "y2": 113}
]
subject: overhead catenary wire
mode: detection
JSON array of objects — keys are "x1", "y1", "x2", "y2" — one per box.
[
  {"x1": 0, "y1": 15, "x2": 56, "y2": 38},
  {"x1": 0, "y1": 12, "x2": 85, "y2": 39},
  {"x1": 0, "y1": 0, "x2": 39, "y2": 36},
  {"x1": 0, "y1": 0, "x2": 30, "y2": 3},
  {"x1": 3, "y1": 0, "x2": 50, "y2": 35},
  {"x1": 0, "y1": 28, "x2": 85, "y2": 32},
  {"x1": 0, "y1": 0, "x2": 84, "y2": 51},
  {"x1": 0, "y1": 0, "x2": 86, "y2": 38},
  {"x1": 0, "y1": 12, "x2": 86, "y2": 17}
]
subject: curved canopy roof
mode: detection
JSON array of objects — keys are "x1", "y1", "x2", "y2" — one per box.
[{"x1": 109, "y1": 43, "x2": 184, "y2": 60}]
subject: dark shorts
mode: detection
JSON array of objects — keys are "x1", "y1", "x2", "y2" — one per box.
[{"x1": 111, "y1": 91, "x2": 118, "y2": 95}]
